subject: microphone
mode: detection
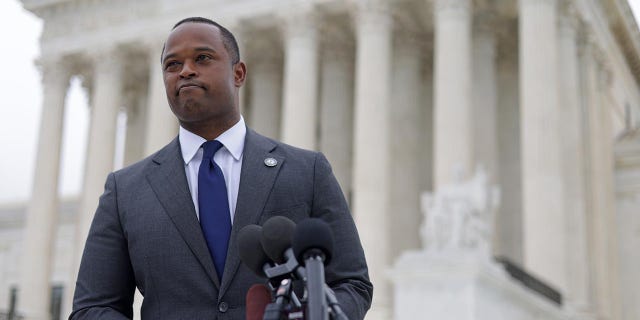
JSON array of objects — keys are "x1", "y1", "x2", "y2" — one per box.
[
  {"x1": 293, "y1": 219, "x2": 334, "y2": 320},
  {"x1": 261, "y1": 216, "x2": 297, "y2": 264},
  {"x1": 261, "y1": 216, "x2": 306, "y2": 282},
  {"x1": 260, "y1": 216, "x2": 303, "y2": 309},
  {"x1": 238, "y1": 224, "x2": 272, "y2": 277},
  {"x1": 246, "y1": 284, "x2": 272, "y2": 320}
]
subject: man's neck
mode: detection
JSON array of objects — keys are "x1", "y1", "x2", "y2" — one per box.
[{"x1": 180, "y1": 114, "x2": 241, "y2": 141}]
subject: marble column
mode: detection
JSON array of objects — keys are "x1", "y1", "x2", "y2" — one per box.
[
  {"x1": 248, "y1": 34, "x2": 283, "y2": 140},
  {"x1": 389, "y1": 31, "x2": 424, "y2": 256},
  {"x1": 228, "y1": 22, "x2": 248, "y2": 115},
  {"x1": 18, "y1": 59, "x2": 70, "y2": 320},
  {"x1": 614, "y1": 140, "x2": 640, "y2": 320},
  {"x1": 472, "y1": 13, "x2": 499, "y2": 182},
  {"x1": 580, "y1": 34, "x2": 621, "y2": 320},
  {"x1": 433, "y1": 0, "x2": 473, "y2": 189},
  {"x1": 280, "y1": 4, "x2": 319, "y2": 150},
  {"x1": 66, "y1": 49, "x2": 123, "y2": 314},
  {"x1": 558, "y1": 4, "x2": 592, "y2": 314},
  {"x1": 144, "y1": 40, "x2": 177, "y2": 156},
  {"x1": 496, "y1": 34, "x2": 523, "y2": 264},
  {"x1": 351, "y1": 0, "x2": 392, "y2": 318},
  {"x1": 519, "y1": 0, "x2": 567, "y2": 292},
  {"x1": 319, "y1": 24, "x2": 354, "y2": 200}
]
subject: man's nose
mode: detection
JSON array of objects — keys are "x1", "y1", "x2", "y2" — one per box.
[{"x1": 179, "y1": 61, "x2": 197, "y2": 78}]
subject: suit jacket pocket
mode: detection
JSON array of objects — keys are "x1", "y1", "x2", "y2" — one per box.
[{"x1": 259, "y1": 203, "x2": 310, "y2": 224}]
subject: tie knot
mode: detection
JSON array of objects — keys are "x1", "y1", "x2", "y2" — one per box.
[{"x1": 202, "y1": 140, "x2": 224, "y2": 160}]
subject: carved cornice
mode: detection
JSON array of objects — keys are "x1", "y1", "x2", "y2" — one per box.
[
  {"x1": 39, "y1": 1, "x2": 146, "y2": 38},
  {"x1": 604, "y1": 0, "x2": 640, "y2": 88}
]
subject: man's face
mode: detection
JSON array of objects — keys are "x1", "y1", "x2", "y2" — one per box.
[{"x1": 161, "y1": 23, "x2": 245, "y2": 126}]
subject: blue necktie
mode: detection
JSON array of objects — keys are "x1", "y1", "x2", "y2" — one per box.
[{"x1": 198, "y1": 140, "x2": 232, "y2": 281}]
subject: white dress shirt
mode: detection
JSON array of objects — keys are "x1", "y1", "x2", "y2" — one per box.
[{"x1": 179, "y1": 117, "x2": 246, "y2": 223}]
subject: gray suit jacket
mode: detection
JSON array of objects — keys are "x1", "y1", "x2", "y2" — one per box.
[{"x1": 70, "y1": 128, "x2": 372, "y2": 320}]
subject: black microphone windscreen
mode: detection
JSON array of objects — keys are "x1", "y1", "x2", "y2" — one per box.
[
  {"x1": 261, "y1": 216, "x2": 297, "y2": 264},
  {"x1": 292, "y1": 218, "x2": 334, "y2": 265},
  {"x1": 238, "y1": 225, "x2": 271, "y2": 277},
  {"x1": 245, "y1": 284, "x2": 272, "y2": 320}
]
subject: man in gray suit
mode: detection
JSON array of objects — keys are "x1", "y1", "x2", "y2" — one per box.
[{"x1": 70, "y1": 17, "x2": 372, "y2": 319}]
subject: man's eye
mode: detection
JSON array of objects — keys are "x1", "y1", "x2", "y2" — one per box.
[
  {"x1": 196, "y1": 55, "x2": 211, "y2": 62},
  {"x1": 164, "y1": 61, "x2": 180, "y2": 71}
]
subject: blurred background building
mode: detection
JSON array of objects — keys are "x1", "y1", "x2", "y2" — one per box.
[{"x1": 0, "y1": 0, "x2": 639, "y2": 319}]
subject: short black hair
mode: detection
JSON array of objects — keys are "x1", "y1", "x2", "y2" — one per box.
[{"x1": 161, "y1": 17, "x2": 240, "y2": 65}]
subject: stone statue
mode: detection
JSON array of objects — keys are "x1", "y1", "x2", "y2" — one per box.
[{"x1": 420, "y1": 166, "x2": 500, "y2": 258}]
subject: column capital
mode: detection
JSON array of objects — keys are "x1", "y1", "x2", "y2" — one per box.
[
  {"x1": 393, "y1": 30, "x2": 429, "y2": 58},
  {"x1": 577, "y1": 24, "x2": 611, "y2": 81},
  {"x1": 87, "y1": 46, "x2": 123, "y2": 76},
  {"x1": 349, "y1": 0, "x2": 393, "y2": 34},
  {"x1": 36, "y1": 57, "x2": 72, "y2": 88},
  {"x1": 474, "y1": 10, "x2": 499, "y2": 34},
  {"x1": 245, "y1": 32, "x2": 283, "y2": 70},
  {"x1": 320, "y1": 16, "x2": 355, "y2": 63},
  {"x1": 558, "y1": 0, "x2": 581, "y2": 36},
  {"x1": 278, "y1": 2, "x2": 319, "y2": 40},
  {"x1": 433, "y1": 0, "x2": 471, "y2": 13},
  {"x1": 519, "y1": 0, "x2": 557, "y2": 6}
]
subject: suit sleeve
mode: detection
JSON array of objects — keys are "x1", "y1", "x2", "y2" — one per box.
[
  {"x1": 311, "y1": 153, "x2": 373, "y2": 320},
  {"x1": 70, "y1": 172, "x2": 135, "y2": 320}
]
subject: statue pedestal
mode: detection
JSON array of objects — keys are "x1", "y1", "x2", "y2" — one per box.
[{"x1": 389, "y1": 251, "x2": 569, "y2": 320}]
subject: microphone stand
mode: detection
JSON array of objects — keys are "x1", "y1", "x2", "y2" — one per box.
[
  {"x1": 323, "y1": 285, "x2": 348, "y2": 320},
  {"x1": 263, "y1": 278, "x2": 293, "y2": 320},
  {"x1": 303, "y1": 251, "x2": 329, "y2": 320}
]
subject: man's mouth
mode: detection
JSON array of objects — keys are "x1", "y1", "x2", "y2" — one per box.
[{"x1": 177, "y1": 83, "x2": 205, "y2": 95}]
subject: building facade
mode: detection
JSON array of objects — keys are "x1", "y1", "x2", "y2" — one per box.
[{"x1": 0, "y1": 0, "x2": 639, "y2": 319}]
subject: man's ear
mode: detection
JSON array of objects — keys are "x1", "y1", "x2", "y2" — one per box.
[{"x1": 233, "y1": 61, "x2": 247, "y2": 87}]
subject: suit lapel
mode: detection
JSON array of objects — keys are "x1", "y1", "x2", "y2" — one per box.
[
  {"x1": 146, "y1": 138, "x2": 221, "y2": 288},
  {"x1": 219, "y1": 129, "x2": 284, "y2": 296}
]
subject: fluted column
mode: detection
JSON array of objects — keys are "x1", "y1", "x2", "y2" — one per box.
[
  {"x1": 144, "y1": 39, "x2": 177, "y2": 156},
  {"x1": 351, "y1": 1, "x2": 392, "y2": 318},
  {"x1": 559, "y1": 3, "x2": 591, "y2": 314},
  {"x1": 433, "y1": 0, "x2": 473, "y2": 189},
  {"x1": 280, "y1": 3, "x2": 319, "y2": 150},
  {"x1": 472, "y1": 12, "x2": 498, "y2": 182},
  {"x1": 519, "y1": 0, "x2": 567, "y2": 291},
  {"x1": 67, "y1": 49, "x2": 123, "y2": 313},
  {"x1": 18, "y1": 59, "x2": 70, "y2": 320},
  {"x1": 248, "y1": 34, "x2": 283, "y2": 139},
  {"x1": 389, "y1": 31, "x2": 424, "y2": 256},
  {"x1": 319, "y1": 25, "x2": 354, "y2": 199}
]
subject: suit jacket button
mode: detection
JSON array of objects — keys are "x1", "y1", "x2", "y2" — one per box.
[{"x1": 218, "y1": 301, "x2": 229, "y2": 313}]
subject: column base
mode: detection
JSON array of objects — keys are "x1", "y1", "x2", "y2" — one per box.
[{"x1": 389, "y1": 250, "x2": 571, "y2": 320}]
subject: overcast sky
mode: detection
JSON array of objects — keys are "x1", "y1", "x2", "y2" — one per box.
[{"x1": 1, "y1": 0, "x2": 640, "y2": 203}]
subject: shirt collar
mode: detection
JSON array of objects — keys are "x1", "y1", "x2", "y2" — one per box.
[{"x1": 179, "y1": 116, "x2": 246, "y2": 165}]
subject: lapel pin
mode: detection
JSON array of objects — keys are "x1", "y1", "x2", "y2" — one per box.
[{"x1": 264, "y1": 158, "x2": 278, "y2": 167}]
